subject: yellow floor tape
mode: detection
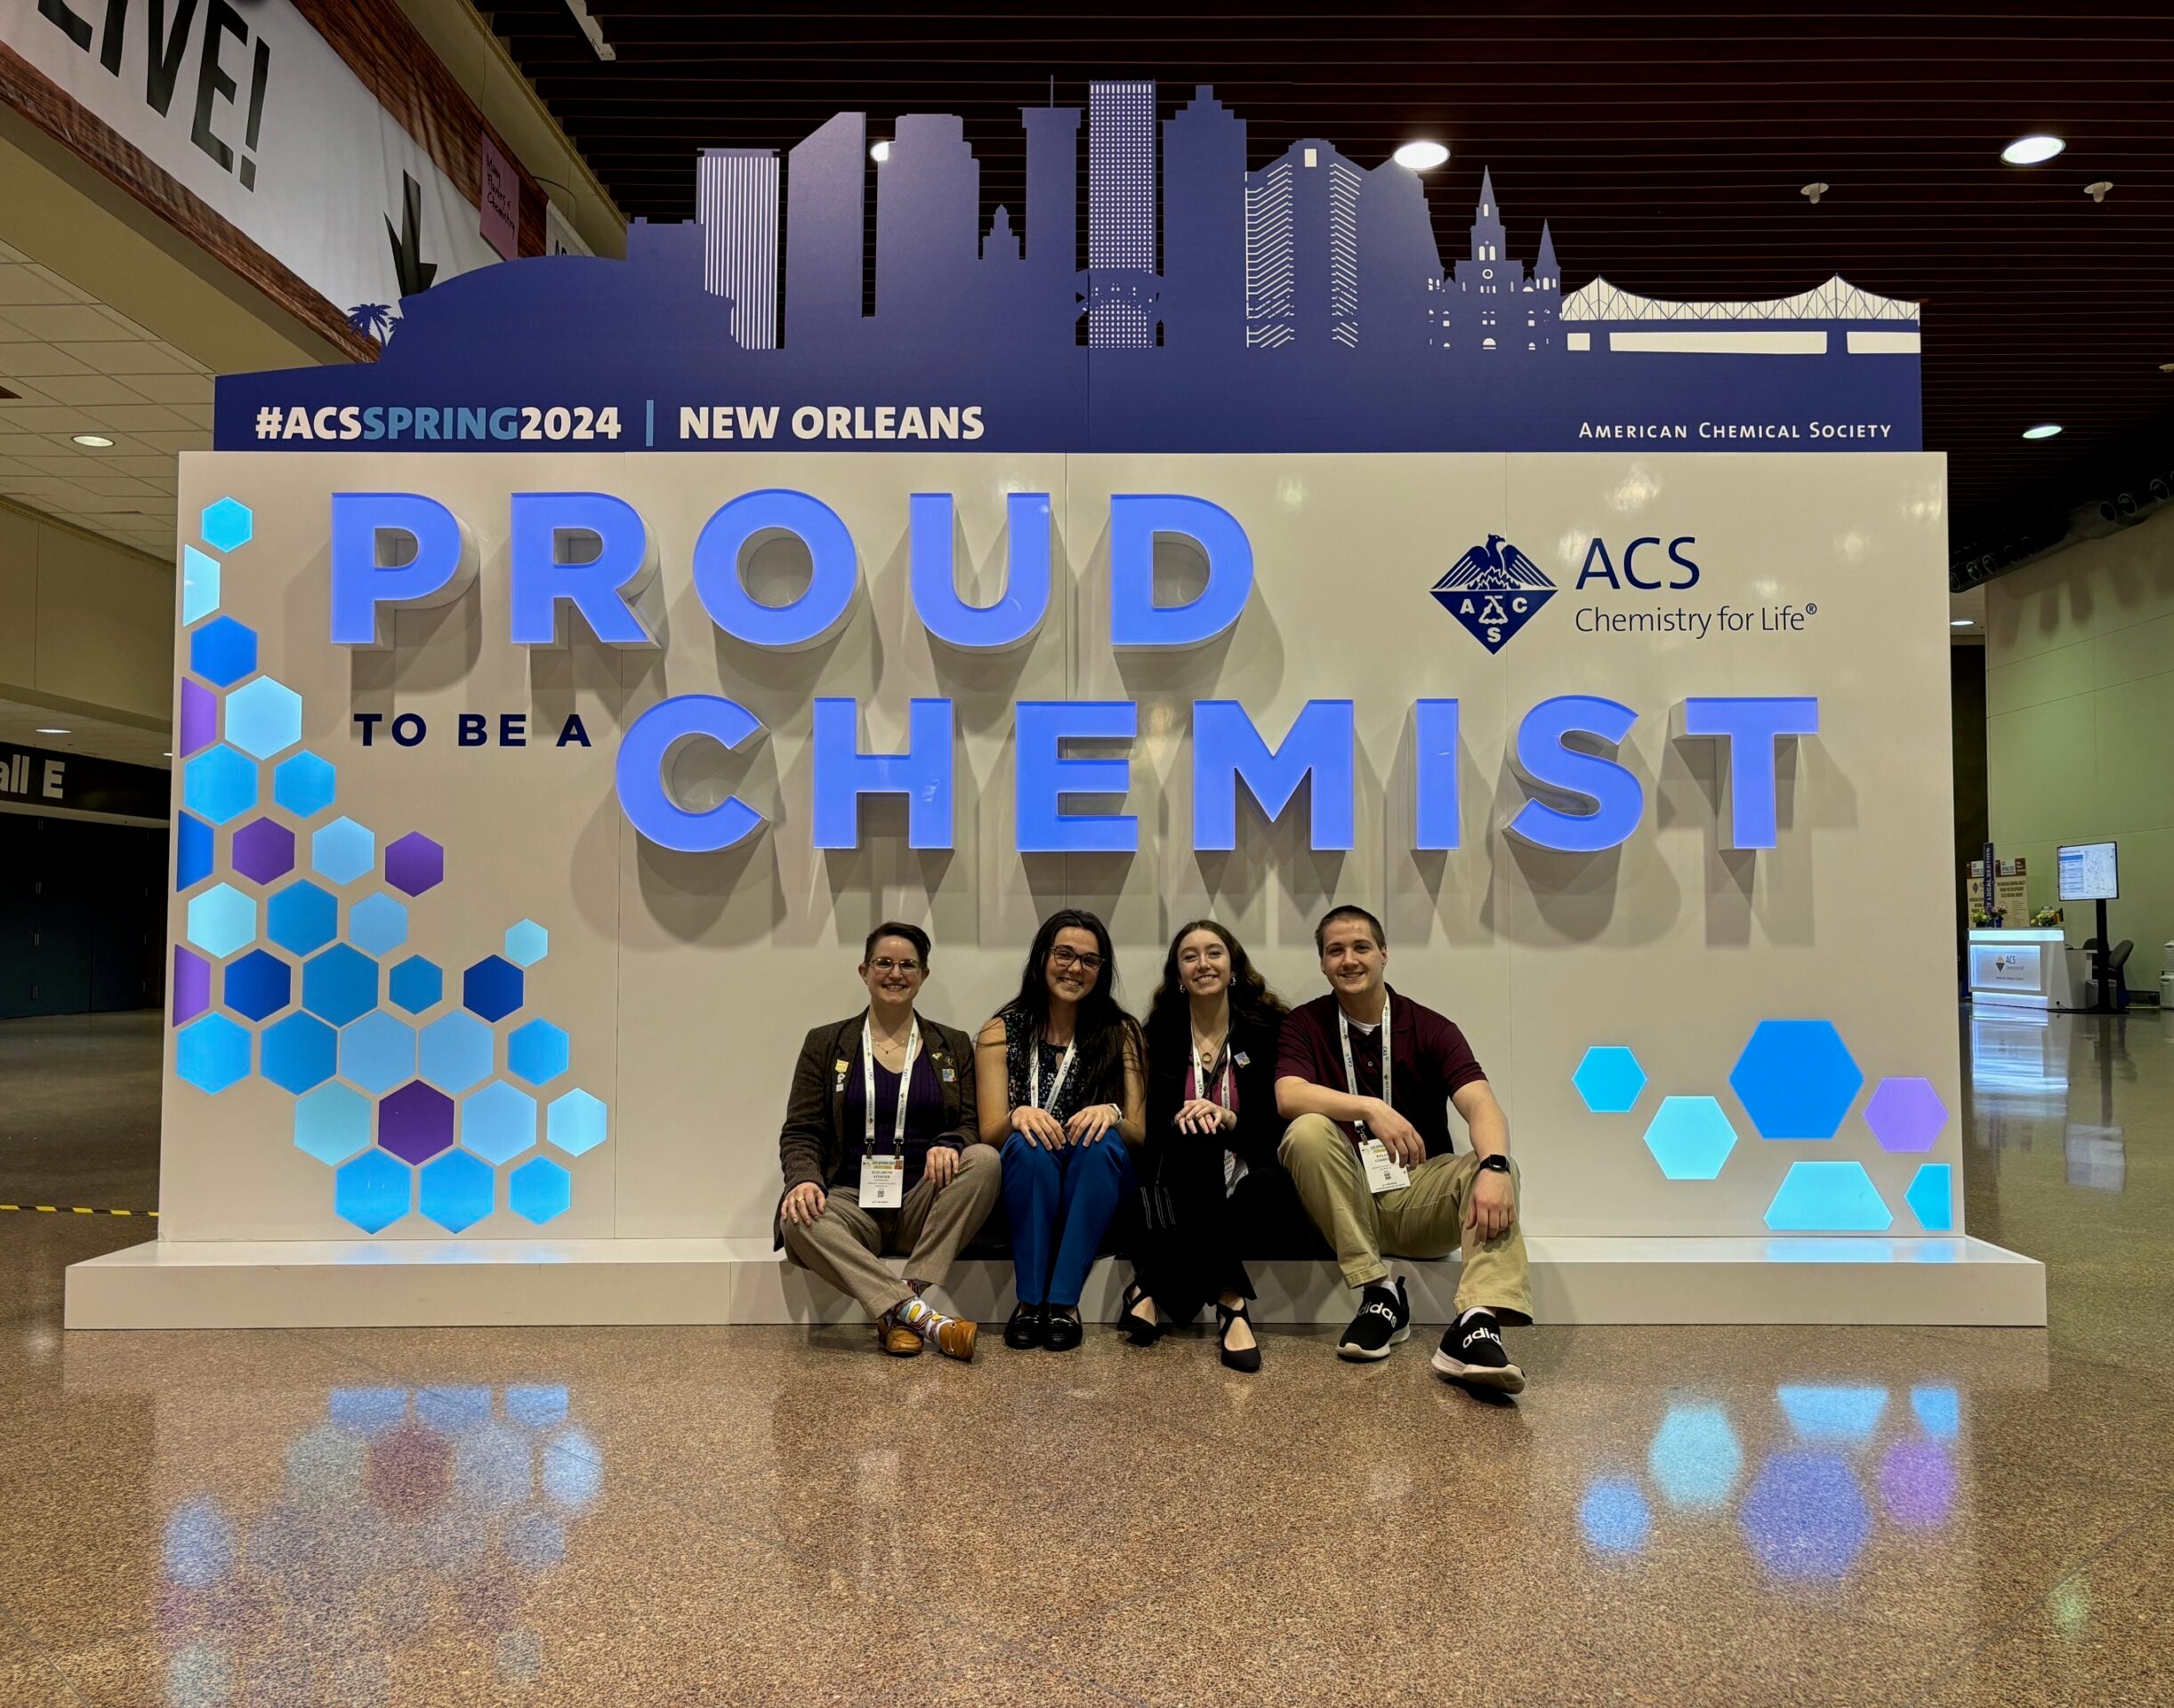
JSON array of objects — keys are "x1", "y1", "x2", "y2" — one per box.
[{"x1": 0, "y1": 1204, "x2": 156, "y2": 1217}]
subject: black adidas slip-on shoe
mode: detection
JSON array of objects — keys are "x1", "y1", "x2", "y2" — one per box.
[
  {"x1": 1431, "y1": 1311, "x2": 1526, "y2": 1393},
  {"x1": 1337, "y1": 1278, "x2": 1411, "y2": 1362}
]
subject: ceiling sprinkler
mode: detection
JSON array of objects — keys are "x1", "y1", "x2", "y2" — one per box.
[
  {"x1": 2085, "y1": 181, "x2": 2113, "y2": 203},
  {"x1": 1800, "y1": 181, "x2": 1829, "y2": 205}
]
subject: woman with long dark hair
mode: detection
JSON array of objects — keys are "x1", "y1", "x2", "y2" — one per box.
[
  {"x1": 1121, "y1": 920, "x2": 1294, "y2": 1374},
  {"x1": 976, "y1": 908, "x2": 1146, "y2": 1351}
]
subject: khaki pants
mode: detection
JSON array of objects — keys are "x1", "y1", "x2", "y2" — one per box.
[
  {"x1": 1277, "y1": 1114, "x2": 1534, "y2": 1323},
  {"x1": 782, "y1": 1143, "x2": 1002, "y2": 1320}
]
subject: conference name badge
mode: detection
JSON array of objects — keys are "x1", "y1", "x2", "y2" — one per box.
[
  {"x1": 860, "y1": 1154, "x2": 904, "y2": 1209},
  {"x1": 1358, "y1": 1137, "x2": 1409, "y2": 1195}
]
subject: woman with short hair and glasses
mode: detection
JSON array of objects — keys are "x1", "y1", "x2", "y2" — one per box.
[
  {"x1": 777, "y1": 922, "x2": 997, "y2": 1360},
  {"x1": 976, "y1": 909, "x2": 1145, "y2": 1350}
]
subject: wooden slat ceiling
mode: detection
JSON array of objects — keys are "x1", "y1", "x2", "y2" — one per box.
[{"x1": 483, "y1": 2, "x2": 2174, "y2": 544}]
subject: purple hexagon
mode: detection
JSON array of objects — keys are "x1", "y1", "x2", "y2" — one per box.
[
  {"x1": 173, "y1": 945, "x2": 211, "y2": 1027},
  {"x1": 231, "y1": 817, "x2": 296, "y2": 885},
  {"x1": 1864, "y1": 1076, "x2": 1947, "y2": 1155},
  {"x1": 378, "y1": 1080, "x2": 456, "y2": 1166},
  {"x1": 179, "y1": 678, "x2": 217, "y2": 758},
  {"x1": 384, "y1": 833, "x2": 444, "y2": 898}
]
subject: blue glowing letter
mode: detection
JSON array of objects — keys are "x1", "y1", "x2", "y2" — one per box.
[
  {"x1": 910, "y1": 491, "x2": 1051, "y2": 649},
  {"x1": 614, "y1": 694, "x2": 765, "y2": 852},
  {"x1": 1016, "y1": 701, "x2": 1137, "y2": 853},
  {"x1": 1192, "y1": 700, "x2": 1354, "y2": 851},
  {"x1": 1509, "y1": 696, "x2": 1643, "y2": 852},
  {"x1": 1414, "y1": 698, "x2": 1461, "y2": 850},
  {"x1": 1682, "y1": 697, "x2": 1820, "y2": 850},
  {"x1": 811, "y1": 697, "x2": 954, "y2": 850},
  {"x1": 330, "y1": 492, "x2": 473, "y2": 646},
  {"x1": 692, "y1": 488, "x2": 857, "y2": 649},
  {"x1": 509, "y1": 491, "x2": 658, "y2": 646},
  {"x1": 1109, "y1": 494, "x2": 1253, "y2": 649}
]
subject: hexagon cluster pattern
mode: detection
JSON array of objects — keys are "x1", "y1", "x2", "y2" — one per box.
[
  {"x1": 167, "y1": 497, "x2": 608, "y2": 1235},
  {"x1": 1575, "y1": 1018, "x2": 1954, "y2": 1234}
]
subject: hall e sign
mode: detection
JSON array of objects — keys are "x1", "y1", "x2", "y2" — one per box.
[{"x1": 0, "y1": 749, "x2": 68, "y2": 804}]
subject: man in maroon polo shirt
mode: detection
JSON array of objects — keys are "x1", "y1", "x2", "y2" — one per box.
[{"x1": 1275, "y1": 905, "x2": 1533, "y2": 1390}]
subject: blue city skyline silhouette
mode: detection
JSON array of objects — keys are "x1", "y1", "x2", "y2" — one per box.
[{"x1": 227, "y1": 83, "x2": 1923, "y2": 454}]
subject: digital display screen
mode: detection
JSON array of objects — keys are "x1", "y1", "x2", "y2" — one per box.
[{"x1": 2057, "y1": 842, "x2": 2119, "y2": 902}]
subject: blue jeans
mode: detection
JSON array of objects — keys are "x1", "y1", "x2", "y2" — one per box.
[{"x1": 1002, "y1": 1132, "x2": 1137, "y2": 1308}]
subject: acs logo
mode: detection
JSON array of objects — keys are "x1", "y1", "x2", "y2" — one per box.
[{"x1": 1430, "y1": 534, "x2": 1555, "y2": 654}]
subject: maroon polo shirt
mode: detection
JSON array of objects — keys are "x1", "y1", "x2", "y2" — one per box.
[{"x1": 1275, "y1": 987, "x2": 1487, "y2": 1158}]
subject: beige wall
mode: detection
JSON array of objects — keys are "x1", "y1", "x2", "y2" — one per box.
[
  {"x1": 0, "y1": 499, "x2": 173, "y2": 725},
  {"x1": 1985, "y1": 504, "x2": 2174, "y2": 991}
]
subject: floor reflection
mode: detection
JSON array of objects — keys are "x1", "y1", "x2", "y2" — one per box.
[
  {"x1": 155, "y1": 1385, "x2": 600, "y2": 1705},
  {"x1": 1581, "y1": 1381, "x2": 1963, "y2": 1583}
]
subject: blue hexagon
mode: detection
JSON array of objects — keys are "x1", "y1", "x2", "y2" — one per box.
[
  {"x1": 189, "y1": 616, "x2": 257, "y2": 688},
  {"x1": 182, "y1": 745, "x2": 258, "y2": 826},
  {"x1": 338, "y1": 1011, "x2": 416, "y2": 1095},
  {"x1": 273, "y1": 750, "x2": 336, "y2": 818},
  {"x1": 503, "y1": 920, "x2": 549, "y2": 967},
  {"x1": 302, "y1": 944, "x2": 378, "y2": 1026},
  {"x1": 1640, "y1": 1096, "x2": 1738, "y2": 1180},
  {"x1": 348, "y1": 893, "x2": 408, "y2": 956},
  {"x1": 222, "y1": 949, "x2": 291, "y2": 1021},
  {"x1": 334, "y1": 1150, "x2": 410, "y2": 1235},
  {"x1": 507, "y1": 1019, "x2": 569, "y2": 1087},
  {"x1": 1905, "y1": 1164, "x2": 1954, "y2": 1232},
  {"x1": 175, "y1": 1013, "x2": 251, "y2": 1094},
  {"x1": 1647, "y1": 1401, "x2": 1743, "y2": 1510},
  {"x1": 185, "y1": 882, "x2": 257, "y2": 959},
  {"x1": 266, "y1": 880, "x2": 338, "y2": 956},
  {"x1": 509, "y1": 1156, "x2": 570, "y2": 1225},
  {"x1": 1572, "y1": 1046, "x2": 1647, "y2": 1114},
  {"x1": 462, "y1": 1080, "x2": 537, "y2": 1165},
  {"x1": 261, "y1": 1011, "x2": 337, "y2": 1094},
  {"x1": 312, "y1": 817, "x2": 375, "y2": 885},
  {"x1": 222, "y1": 676, "x2": 302, "y2": 761},
  {"x1": 463, "y1": 955, "x2": 524, "y2": 1023},
  {"x1": 1740, "y1": 1453, "x2": 1872, "y2": 1582},
  {"x1": 385, "y1": 960, "x2": 441, "y2": 1019},
  {"x1": 547, "y1": 1089, "x2": 607, "y2": 1156},
  {"x1": 1578, "y1": 1478, "x2": 1650, "y2": 1554},
  {"x1": 1765, "y1": 1161, "x2": 1894, "y2": 1232},
  {"x1": 176, "y1": 812, "x2": 213, "y2": 891},
  {"x1": 419, "y1": 1011, "x2": 495, "y2": 1094},
  {"x1": 1729, "y1": 1019, "x2": 1864, "y2": 1140},
  {"x1": 294, "y1": 1082, "x2": 372, "y2": 1164},
  {"x1": 420, "y1": 1149, "x2": 495, "y2": 1234},
  {"x1": 200, "y1": 495, "x2": 254, "y2": 552}
]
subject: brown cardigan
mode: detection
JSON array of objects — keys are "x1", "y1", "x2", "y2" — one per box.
[{"x1": 773, "y1": 1011, "x2": 979, "y2": 1248}]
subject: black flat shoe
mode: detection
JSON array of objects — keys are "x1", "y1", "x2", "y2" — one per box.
[
  {"x1": 1217, "y1": 1300, "x2": 1261, "y2": 1374},
  {"x1": 1043, "y1": 1309, "x2": 1083, "y2": 1352},
  {"x1": 1003, "y1": 1302, "x2": 1046, "y2": 1349},
  {"x1": 1116, "y1": 1279, "x2": 1163, "y2": 1347}
]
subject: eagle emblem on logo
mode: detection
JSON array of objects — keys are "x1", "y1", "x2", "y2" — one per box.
[{"x1": 1430, "y1": 533, "x2": 1556, "y2": 654}]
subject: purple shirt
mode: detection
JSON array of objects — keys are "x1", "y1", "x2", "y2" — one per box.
[
  {"x1": 839, "y1": 1049, "x2": 946, "y2": 1188},
  {"x1": 1275, "y1": 987, "x2": 1486, "y2": 1158}
]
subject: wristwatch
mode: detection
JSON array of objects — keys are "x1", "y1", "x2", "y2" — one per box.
[{"x1": 1476, "y1": 1154, "x2": 1511, "y2": 1175}]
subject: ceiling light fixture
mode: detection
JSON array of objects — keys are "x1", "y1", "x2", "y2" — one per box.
[
  {"x1": 2085, "y1": 181, "x2": 2113, "y2": 202},
  {"x1": 2022, "y1": 423, "x2": 2064, "y2": 439},
  {"x1": 35, "y1": 727, "x2": 70, "y2": 736},
  {"x1": 1800, "y1": 181, "x2": 1829, "y2": 205},
  {"x1": 1392, "y1": 141, "x2": 1450, "y2": 171},
  {"x1": 71, "y1": 433, "x2": 114, "y2": 448},
  {"x1": 2001, "y1": 135, "x2": 2065, "y2": 165},
  {"x1": 869, "y1": 140, "x2": 890, "y2": 163},
  {"x1": 1951, "y1": 619, "x2": 1975, "y2": 628}
]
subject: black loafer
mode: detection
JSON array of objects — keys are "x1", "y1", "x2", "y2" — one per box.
[
  {"x1": 1003, "y1": 1302, "x2": 1046, "y2": 1349},
  {"x1": 1043, "y1": 1309, "x2": 1083, "y2": 1351}
]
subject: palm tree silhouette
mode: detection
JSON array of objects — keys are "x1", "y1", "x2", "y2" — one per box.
[{"x1": 345, "y1": 303, "x2": 395, "y2": 344}]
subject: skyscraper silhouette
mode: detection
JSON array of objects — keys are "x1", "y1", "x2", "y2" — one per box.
[
  {"x1": 785, "y1": 112, "x2": 866, "y2": 348},
  {"x1": 1245, "y1": 141, "x2": 1364, "y2": 349},
  {"x1": 1088, "y1": 80, "x2": 1158, "y2": 347},
  {"x1": 1020, "y1": 104, "x2": 1083, "y2": 345},
  {"x1": 696, "y1": 149, "x2": 779, "y2": 349},
  {"x1": 1356, "y1": 158, "x2": 1444, "y2": 355},
  {"x1": 1160, "y1": 87, "x2": 1244, "y2": 351},
  {"x1": 878, "y1": 114, "x2": 980, "y2": 333}
]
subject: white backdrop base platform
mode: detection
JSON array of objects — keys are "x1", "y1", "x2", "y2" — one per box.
[{"x1": 66, "y1": 1235, "x2": 2047, "y2": 1330}]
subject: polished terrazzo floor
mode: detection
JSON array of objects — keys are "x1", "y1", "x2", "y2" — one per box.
[{"x1": 0, "y1": 1007, "x2": 2170, "y2": 1706}]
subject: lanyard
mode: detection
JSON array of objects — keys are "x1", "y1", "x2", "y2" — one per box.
[
  {"x1": 1338, "y1": 995, "x2": 1389, "y2": 1132},
  {"x1": 862, "y1": 1016, "x2": 919, "y2": 1156},
  {"x1": 1028, "y1": 1035, "x2": 1075, "y2": 1111},
  {"x1": 1192, "y1": 1036, "x2": 1233, "y2": 1109}
]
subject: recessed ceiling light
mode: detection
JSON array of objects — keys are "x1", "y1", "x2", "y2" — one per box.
[
  {"x1": 2022, "y1": 423, "x2": 2064, "y2": 439},
  {"x1": 1392, "y1": 141, "x2": 1450, "y2": 171},
  {"x1": 1800, "y1": 181, "x2": 1830, "y2": 204},
  {"x1": 35, "y1": 727, "x2": 70, "y2": 736},
  {"x1": 2160, "y1": 362, "x2": 2174, "y2": 374},
  {"x1": 2001, "y1": 134, "x2": 2065, "y2": 165},
  {"x1": 869, "y1": 140, "x2": 890, "y2": 163},
  {"x1": 1951, "y1": 619, "x2": 1975, "y2": 628},
  {"x1": 70, "y1": 433, "x2": 114, "y2": 448},
  {"x1": 2085, "y1": 181, "x2": 2113, "y2": 202}
]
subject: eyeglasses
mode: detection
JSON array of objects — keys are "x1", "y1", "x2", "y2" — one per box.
[
  {"x1": 1050, "y1": 946, "x2": 1104, "y2": 972},
  {"x1": 867, "y1": 958, "x2": 923, "y2": 975}
]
